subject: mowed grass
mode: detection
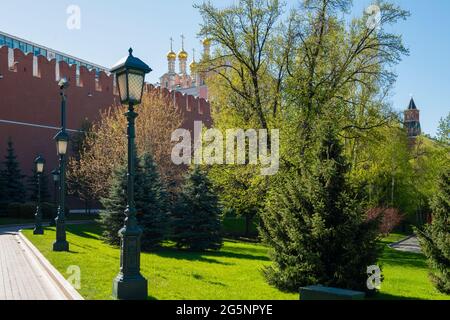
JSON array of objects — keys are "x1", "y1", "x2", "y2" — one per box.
[
  {"x1": 22, "y1": 226, "x2": 449, "y2": 300},
  {"x1": 22, "y1": 224, "x2": 297, "y2": 300},
  {"x1": 374, "y1": 233, "x2": 449, "y2": 300}
]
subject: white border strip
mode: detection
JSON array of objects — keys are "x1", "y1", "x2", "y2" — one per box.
[
  {"x1": 0, "y1": 119, "x2": 81, "y2": 133},
  {"x1": 18, "y1": 231, "x2": 84, "y2": 300}
]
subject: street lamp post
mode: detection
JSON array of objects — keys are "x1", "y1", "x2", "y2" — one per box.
[
  {"x1": 51, "y1": 169, "x2": 60, "y2": 227},
  {"x1": 33, "y1": 156, "x2": 45, "y2": 235},
  {"x1": 53, "y1": 78, "x2": 70, "y2": 252},
  {"x1": 110, "y1": 48, "x2": 151, "y2": 300}
]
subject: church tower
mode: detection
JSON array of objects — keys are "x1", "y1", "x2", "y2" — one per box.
[
  {"x1": 165, "y1": 37, "x2": 177, "y2": 88},
  {"x1": 404, "y1": 97, "x2": 422, "y2": 140},
  {"x1": 178, "y1": 34, "x2": 188, "y2": 75}
]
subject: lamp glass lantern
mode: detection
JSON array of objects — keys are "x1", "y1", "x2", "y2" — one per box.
[
  {"x1": 55, "y1": 131, "x2": 69, "y2": 156},
  {"x1": 110, "y1": 48, "x2": 152, "y2": 105},
  {"x1": 35, "y1": 156, "x2": 45, "y2": 174}
]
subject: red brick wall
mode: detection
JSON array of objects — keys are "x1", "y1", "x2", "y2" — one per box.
[{"x1": 0, "y1": 46, "x2": 211, "y2": 206}]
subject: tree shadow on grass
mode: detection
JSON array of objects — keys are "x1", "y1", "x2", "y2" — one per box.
[
  {"x1": 192, "y1": 273, "x2": 227, "y2": 287},
  {"x1": 61, "y1": 223, "x2": 269, "y2": 263},
  {"x1": 206, "y1": 249, "x2": 270, "y2": 262},
  {"x1": 381, "y1": 247, "x2": 428, "y2": 269},
  {"x1": 154, "y1": 246, "x2": 269, "y2": 265},
  {"x1": 154, "y1": 249, "x2": 235, "y2": 265},
  {"x1": 66, "y1": 225, "x2": 101, "y2": 240}
]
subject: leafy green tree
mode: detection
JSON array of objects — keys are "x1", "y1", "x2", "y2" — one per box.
[
  {"x1": 2, "y1": 138, "x2": 26, "y2": 203},
  {"x1": 436, "y1": 112, "x2": 449, "y2": 144},
  {"x1": 67, "y1": 120, "x2": 94, "y2": 214},
  {"x1": 172, "y1": 166, "x2": 223, "y2": 251},
  {"x1": 415, "y1": 167, "x2": 450, "y2": 294},
  {"x1": 259, "y1": 129, "x2": 381, "y2": 292}
]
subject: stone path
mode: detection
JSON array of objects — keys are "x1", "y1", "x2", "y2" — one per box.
[
  {"x1": 0, "y1": 225, "x2": 67, "y2": 300},
  {"x1": 389, "y1": 235, "x2": 422, "y2": 254},
  {"x1": 0, "y1": 223, "x2": 86, "y2": 300}
]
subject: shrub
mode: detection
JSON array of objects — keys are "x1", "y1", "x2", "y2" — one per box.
[
  {"x1": 5, "y1": 202, "x2": 58, "y2": 220},
  {"x1": 366, "y1": 207, "x2": 405, "y2": 236}
]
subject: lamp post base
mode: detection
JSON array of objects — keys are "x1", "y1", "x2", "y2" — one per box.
[
  {"x1": 53, "y1": 240, "x2": 69, "y2": 252},
  {"x1": 33, "y1": 227, "x2": 44, "y2": 235},
  {"x1": 113, "y1": 274, "x2": 148, "y2": 300}
]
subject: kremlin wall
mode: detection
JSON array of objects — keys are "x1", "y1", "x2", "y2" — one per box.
[{"x1": 0, "y1": 44, "x2": 212, "y2": 204}]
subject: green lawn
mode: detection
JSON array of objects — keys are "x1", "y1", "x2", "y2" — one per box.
[
  {"x1": 375, "y1": 233, "x2": 449, "y2": 300},
  {"x1": 22, "y1": 225, "x2": 449, "y2": 300},
  {"x1": 22, "y1": 224, "x2": 297, "y2": 300}
]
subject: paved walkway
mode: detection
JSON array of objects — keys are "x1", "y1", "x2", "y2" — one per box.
[
  {"x1": 389, "y1": 235, "x2": 422, "y2": 254},
  {"x1": 0, "y1": 225, "x2": 68, "y2": 300}
]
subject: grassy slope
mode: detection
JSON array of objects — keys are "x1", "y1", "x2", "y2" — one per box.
[
  {"x1": 22, "y1": 224, "x2": 296, "y2": 300},
  {"x1": 22, "y1": 226, "x2": 449, "y2": 300},
  {"x1": 375, "y1": 233, "x2": 449, "y2": 300}
]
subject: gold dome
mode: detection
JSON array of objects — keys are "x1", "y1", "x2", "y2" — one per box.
[
  {"x1": 178, "y1": 50, "x2": 188, "y2": 60},
  {"x1": 202, "y1": 38, "x2": 211, "y2": 46},
  {"x1": 167, "y1": 51, "x2": 176, "y2": 60},
  {"x1": 190, "y1": 60, "x2": 197, "y2": 70}
]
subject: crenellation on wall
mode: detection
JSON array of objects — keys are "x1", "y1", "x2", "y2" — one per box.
[
  {"x1": 11, "y1": 49, "x2": 31, "y2": 75},
  {"x1": 0, "y1": 46, "x2": 116, "y2": 91},
  {"x1": 0, "y1": 46, "x2": 211, "y2": 121}
]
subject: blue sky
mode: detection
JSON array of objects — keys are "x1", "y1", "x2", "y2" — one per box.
[{"x1": 0, "y1": 0, "x2": 448, "y2": 136}]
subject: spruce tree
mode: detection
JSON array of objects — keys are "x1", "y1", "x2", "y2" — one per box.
[
  {"x1": 99, "y1": 152, "x2": 168, "y2": 250},
  {"x1": 259, "y1": 130, "x2": 381, "y2": 293},
  {"x1": 27, "y1": 168, "x2": 51, "y2": 202},
  {"x1": 2, "y1": 138, "x2": 26, "y2": 203},
  {"x1": 171, "y1": 166, "x2": 223, "y2": 251},
  {"x1": 98, "y1": 162, "x2": 128, "y2": 246},
  {"x1": 136, "y1": 153, "x2": 169, "y2": 251},
  {"x1": 415, "y1": 167, "x2": 450, "y2": 294}
]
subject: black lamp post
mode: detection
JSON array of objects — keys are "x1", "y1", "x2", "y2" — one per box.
[
  {"x1": 51, "y1": 168, "x2": 60, "y2": 227},
  {"x1": 110, "y1": 48, "x2": 151, "y2": 300},
  {"x1": 53, "y1": 78, "x2": 70, "y2": 252},
  {"x1": 33, "y1": 155, "x2": 45, "y2": 235}
]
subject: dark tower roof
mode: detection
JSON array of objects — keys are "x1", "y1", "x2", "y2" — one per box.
[{"x1": 408, "y1": 98, "x2": 417, "y2": 110}]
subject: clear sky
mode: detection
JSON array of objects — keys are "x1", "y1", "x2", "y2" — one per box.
[{"x1": 0, "y1": 0, "x2": 448, "y2": 136}]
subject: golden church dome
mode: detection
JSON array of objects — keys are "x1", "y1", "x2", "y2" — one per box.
[
  {"x1": 167, "y1": 51, "x2": 176, "y2": 60},
  {"x1": 202, "y1": 38, "x2": 211, "y2": 46},
  {"x1": 178, "y1": 50, "x2": 188, "y2": 60}
]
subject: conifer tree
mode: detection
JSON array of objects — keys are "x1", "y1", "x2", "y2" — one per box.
[
  {"x1": 171, "y1": 166, "x2": 223, "y2": 251},
  {"x1": 415, "y1": 167, "x2": 450, "y2": 294},
  {"x1": 27, "y1": 168, "x2": 51, "y2": 202},
  {"x1": 99, "y1": 152, "x2": 168, "y2": 250},
  {"x1": 137, "y1": 153, "x2": 169, "y2": 251},
  {"x1": 98, "y1": 163, "x2": 128, "y2": 245},
  {"x1": 259, "y1": 130, "x2": 381, "y2": 293},
  {"x1": 0, "y1": 164, "x2": 6, "y2": 210},
  {"x1": 2, "y1": 138, "x2": 26, "y2": 203}
]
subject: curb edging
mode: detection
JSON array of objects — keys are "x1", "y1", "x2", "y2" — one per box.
[{"x1": 18, "y1": 231, "x2": 84, "y2": 300}]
